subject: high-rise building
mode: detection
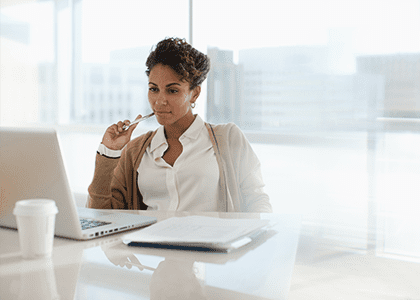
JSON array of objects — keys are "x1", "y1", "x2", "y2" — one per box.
[
  {"x1": 206, "y1": 47, "x2": 244, "y2": 126},
  {"x1": 357, "y1": 54, "x2": 420, "y2": 118},
  {"x1": 79, "y1": 62, "x2": 148, "y2": 124},
  {"x1": 38, "y1": 62, "x2": 57, "y2": 124},
  {"x1": 54, "y1": 46, "x2": 152, "y2": 125},
  {"x1": 234, "y1": 46, "x2": 382, "y2": 132}
]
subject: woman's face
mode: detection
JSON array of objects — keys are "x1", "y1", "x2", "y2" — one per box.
[{"x1": 148, "y1": 64, "x2": 200, "y2": 127}]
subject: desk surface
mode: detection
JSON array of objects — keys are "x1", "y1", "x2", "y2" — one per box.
[{"x1": 1, "y1": 211, "x2": 419, "y2": 300}]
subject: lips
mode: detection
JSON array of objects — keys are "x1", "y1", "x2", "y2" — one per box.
[{"x1": 155, "y1": 111, "x2": 171, "y2": 116}]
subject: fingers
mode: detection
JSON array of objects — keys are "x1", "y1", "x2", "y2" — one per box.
[
  {"x1": 116, "y1": 120, "x2": 130, "y2": 133},
  {"x1": 123, "y1": 114, "x2": 143, "y2": 133},
  {"x1": 102, "y1": 119, "x2": 133, "y2": 150},
  {"x1": 108, "y1": 115, "x2": 142, "y2": 137}
]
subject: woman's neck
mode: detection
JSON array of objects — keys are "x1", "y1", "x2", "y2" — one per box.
[{"x1": 164, "y1": 113, "x2": 196, "y2": 140}]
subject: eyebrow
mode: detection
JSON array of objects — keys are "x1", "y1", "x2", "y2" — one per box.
[{"x1": 149, "y1": 82, "x2": 181, "y2": 87}]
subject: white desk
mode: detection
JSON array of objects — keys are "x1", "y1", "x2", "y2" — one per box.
[{"x1": 1, "y1": 211, "x2": 419, "y2": 300}]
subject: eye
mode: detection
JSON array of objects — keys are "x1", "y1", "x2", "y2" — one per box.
[
  {"x1": 168, "y1": 89, "x2": 178, "y2": 94},
  {"x1": 149, "y1": 87, "x2": 158, "y2": 92}
]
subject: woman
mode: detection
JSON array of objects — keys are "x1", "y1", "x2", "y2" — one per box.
[{"x1": 87, "y1": 37, "x2": 272, "y2": 213}]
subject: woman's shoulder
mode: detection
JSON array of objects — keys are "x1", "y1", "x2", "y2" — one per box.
[
  {"x1": 207, "y1": 122, "x2": 241, "y2": 135},
  {"x1": 207, "y1": 122, "x2": 245, "y2": 140},
  {"x1": 206, "y1": 122, "x2": 250, "y2": 153}
]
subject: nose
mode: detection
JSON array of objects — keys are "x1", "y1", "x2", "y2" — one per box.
[{"x1": 155, "y1": 92, "x2": 167, "y2": 106}]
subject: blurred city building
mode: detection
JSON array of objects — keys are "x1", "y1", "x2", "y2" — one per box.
[
  {"x1": 36, "y1": 46, "x2": 419, "y2": 132},
  {"x1": 206, "y1": 45, "x2": 384, "y2": 132},
  {"x1": 357, "y1": 54, "x2": 420, "y2": 118},
  {"x1": 206, "y1": 47, "x2": 244, "y2": 127}
]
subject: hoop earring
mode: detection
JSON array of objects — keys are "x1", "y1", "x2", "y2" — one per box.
[{"x1": 191, "y1": 102, "x2": 196, "y2": 109}]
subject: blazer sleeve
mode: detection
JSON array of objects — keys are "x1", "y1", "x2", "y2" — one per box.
[
  {"x1": 87, "y1": 149, "x2": 130, "y2": 209},
  {"x1": 86, "y1": 131, "x2": 154, "y2": 210}
]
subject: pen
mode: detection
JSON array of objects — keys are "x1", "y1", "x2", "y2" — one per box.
[{"x1": 122, "y1": 112, "x2": 155, "y2": 130}]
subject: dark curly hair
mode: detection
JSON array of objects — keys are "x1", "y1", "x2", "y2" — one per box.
[{"x1": 145, "y1": 37, "x2": 210, "y2": 90}]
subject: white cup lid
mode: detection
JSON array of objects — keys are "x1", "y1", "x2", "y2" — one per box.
[{"x1": 13, "y1": 199, "x2": 59, "y2": 216}]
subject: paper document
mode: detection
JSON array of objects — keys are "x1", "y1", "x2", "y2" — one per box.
[{"x1": 123, "y1": 216, "x2": 271, "y2": 251}]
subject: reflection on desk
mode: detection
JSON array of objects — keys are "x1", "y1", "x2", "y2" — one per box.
[
  {"x1": 0, "y1": 212, "x2": 300, "y2": 300},
  {"x1": 2, "y1": 211, "x2": 419, "y2": 299}
]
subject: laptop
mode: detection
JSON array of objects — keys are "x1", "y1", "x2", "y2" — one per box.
[{"x1": 0, "y1": 127, "x2": 157, "y2": 240}]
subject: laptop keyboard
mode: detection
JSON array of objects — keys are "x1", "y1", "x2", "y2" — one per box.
[{"x1": 80, "y1": 218, "x2": 111, "y2": 230}]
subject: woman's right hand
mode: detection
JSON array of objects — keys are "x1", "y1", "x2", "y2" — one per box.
[{"x1": 101, "y1": 115, "x2": 142, "y2": 150}]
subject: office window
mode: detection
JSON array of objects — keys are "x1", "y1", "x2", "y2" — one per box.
[
  {"x1": 1, "y1": 0, "x2": 55, "y2": 125},
  {"x1": 73, "y1": 0, "x2": 189, "y2": 125},
  {"x1": 1, "y1": 0, "x2": 419, "y2": 262},
  {"x1": 194, "y1": 0, "x2": 420, "y2": 130},
  {"x1": 192, "y1": 0, "x2": 420, "y2": 253}
]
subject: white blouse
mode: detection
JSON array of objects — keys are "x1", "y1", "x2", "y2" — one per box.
[
  {"x1": 137, "y1": 115, "x2": 220, "y2": 211},
  {"x1": 96, "y1": 115, "x2": 272, "y2": 213}
]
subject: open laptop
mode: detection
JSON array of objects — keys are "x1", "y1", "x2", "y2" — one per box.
[{"x1": 0, "y1": 127, "x2": 157, "y2": 240}]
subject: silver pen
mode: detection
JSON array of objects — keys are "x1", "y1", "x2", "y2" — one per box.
[{"x1": 122, "y1": 112, "x2": 155, "y2": 130}]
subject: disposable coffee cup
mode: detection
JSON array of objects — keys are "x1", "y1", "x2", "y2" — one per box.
[{"x1": 13, "y1": 199, "x2": 59, "y2": 259}]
